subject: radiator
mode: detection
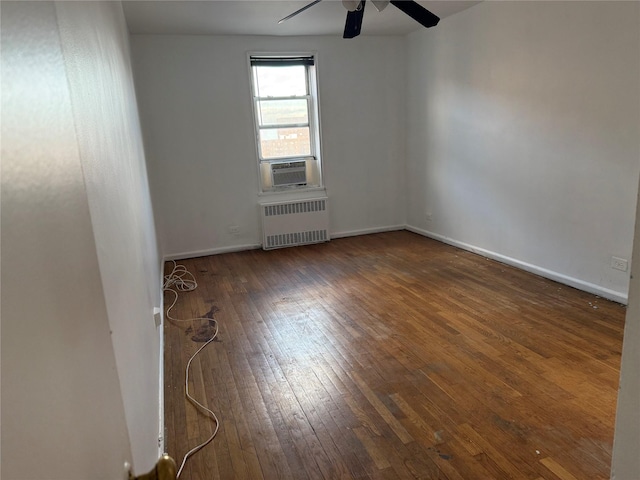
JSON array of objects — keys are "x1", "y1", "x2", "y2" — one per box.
[{"x1": 260, "y1": 197, "x2": 330, "y2": 250}]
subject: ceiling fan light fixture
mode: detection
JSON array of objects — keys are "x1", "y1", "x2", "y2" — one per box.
[
  {"x1": 371, "y1": 0, "x2": 389, "y2": 12},
  {"x1": 342, "y1": 0, "x2": 360, "y2": 12}
]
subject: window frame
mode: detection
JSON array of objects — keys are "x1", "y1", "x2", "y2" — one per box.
[{"x1": 248, "y1": 52, "x2": 324, "y2": 194}]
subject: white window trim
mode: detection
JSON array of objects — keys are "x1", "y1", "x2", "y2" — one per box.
[
  {"x1": 248, "y1": 51, "x2": 325, "y2": 195},
  {"x1": 253, "y1": 96, "x2": 313, "y2": 162}
]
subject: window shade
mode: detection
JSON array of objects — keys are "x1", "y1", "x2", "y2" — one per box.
[{"x1": 250, "y1": 56, "x2": 315, "y2": 67}]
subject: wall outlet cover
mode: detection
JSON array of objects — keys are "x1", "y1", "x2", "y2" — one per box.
[{"x1": 611, "y1": 256, "x2": 628, "y2": 272}]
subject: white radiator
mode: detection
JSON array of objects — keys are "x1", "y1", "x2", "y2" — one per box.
[{"x1": 260, "y1": 197, "x2": 330, "y2": 250}]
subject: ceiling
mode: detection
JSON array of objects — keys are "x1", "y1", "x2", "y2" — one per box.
[{"x1": 122, "y1": 0, "x2": 481, "y2": 37}]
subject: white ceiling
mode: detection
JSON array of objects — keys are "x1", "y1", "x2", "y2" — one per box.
[{"x1": 122, "y1": 0, "x2": 481, "y2": 37}]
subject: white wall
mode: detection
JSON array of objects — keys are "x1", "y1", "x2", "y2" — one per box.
[
  {"x1": 1, "y1": 1, "x2": 161, "y2": 477},
  {"x1": 130, "y1": 35, "x2": 406, "y2": 258},
  {"x1": 56, "y1": 1, "x2": 162, "y2": 471},
  {"x1": 405, "y1": 1, "x2": 640, "y2": 302},
  {"x1": 612, "y1": 172, "x2": 640, "y2": 478}
]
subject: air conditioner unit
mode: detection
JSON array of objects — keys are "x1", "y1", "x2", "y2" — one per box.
[{"x1": 271, "y1": 160, "x2": 307, "y2": 187}]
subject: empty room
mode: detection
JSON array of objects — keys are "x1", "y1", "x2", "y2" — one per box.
[{"x1": 2, "y1": 1, "x2": 639, "y2": 479}]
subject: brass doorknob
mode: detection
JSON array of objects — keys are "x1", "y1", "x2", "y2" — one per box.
[{"x1": 128, "y1": 454, "x2": 177, "y2": 480}]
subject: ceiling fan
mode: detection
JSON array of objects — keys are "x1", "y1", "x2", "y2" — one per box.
[{"x1": 279, "y1": 0, "x2": 440, "y2": 39}]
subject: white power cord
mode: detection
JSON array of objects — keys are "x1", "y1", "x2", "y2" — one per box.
[{"x1": 163, "y1": 261, "x2": 220, "y2": 479}]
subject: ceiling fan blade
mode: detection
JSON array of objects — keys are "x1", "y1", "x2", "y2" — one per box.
[
  {"x1": 278, "y1": 0, "x2": 324, "y2": 24},
  {"x1": 389, "y1": 0, "x2": 439, "y2": 28},
  {"x1": 343, "y1": 0, "x2": 366, "y2": 38}
]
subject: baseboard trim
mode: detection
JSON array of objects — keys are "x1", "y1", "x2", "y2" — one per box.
[
  {"x1": 406, "y1": 225, "x2": 628, "y2": 305},
  {"x1": 157, "y1": 256, "x2": 165, "y2": 456},
  {"x1": 331, "y1": 225, "x2": 405, "y2": 240},
  {"x1": 157, "y1": 314, "x2": 165, "y2": 456},
  {"x1": 164, "y1": 243, "x2": 262, "y2": 262},
  {"x1": 164, "y1": 227, "x2": 406, "y2": 260}
]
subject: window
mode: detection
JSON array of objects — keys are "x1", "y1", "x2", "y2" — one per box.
[{"x1": 249, "y1": 55, "x2": 323, "y2": 192}]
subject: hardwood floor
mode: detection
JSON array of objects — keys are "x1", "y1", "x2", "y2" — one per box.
[{"x1": 163, "y1": 231, "x2": 625, "y2": 480}]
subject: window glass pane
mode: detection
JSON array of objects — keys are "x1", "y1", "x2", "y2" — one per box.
[
  {"x1": 259, "y1": 127, "x2": 311, "y2": 159},
  {"x1": 257, "y1": 99, "x2": 309, "y2": 126},
  {"x1": 253, "y1": 66, "x2": 307, "y2": 97}
]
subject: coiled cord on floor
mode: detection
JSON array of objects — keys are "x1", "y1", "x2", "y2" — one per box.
[{"x1": 163, "y1": 261, "x2": 220, "y2": 479}]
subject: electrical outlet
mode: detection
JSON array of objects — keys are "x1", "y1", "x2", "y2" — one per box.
[
  {"x1": 611, "y1": 256, "x2": 628, "y2": 272},
  {"x1": 426, "y1": 213, "x2": 433, "y2": 222},
  {"x1": 153, "y1": 307, "x2": 162, "y2": 328},
  {"x1": 228, "y1": 225, "x2": 240, "y2": 235}
]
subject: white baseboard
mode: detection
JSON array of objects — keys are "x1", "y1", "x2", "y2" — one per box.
[
  {"x1": 165, "y1": 227, "x2": 404, "y2": 259},
  {"x1": 164, "y1": 243, "x2": 262, "y2": 262},
  {"x1": 157, "y1": 256, "x2": 165, "y2": 456},
  {"x1": 406, "y1": 225, "x2": 628, "y2": 305},
  {"x1": 331, "y1": 224, "x2": 405, "y2": 240},
  {"x1": 157, "y1": 314, "x2": 164, "y2": 456}
]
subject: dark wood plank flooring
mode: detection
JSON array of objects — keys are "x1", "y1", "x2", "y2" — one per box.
[{"x1": 164, "y1": 231, "x2": 625, "y2": 480}]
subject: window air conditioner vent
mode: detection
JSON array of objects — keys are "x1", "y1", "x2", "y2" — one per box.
[{"x1": 271, "y1": 161, "x2": 307, "y2": 187}]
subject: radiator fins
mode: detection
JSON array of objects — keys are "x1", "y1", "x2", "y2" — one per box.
[
  {"x1": 266, "y1": 230, "x2": 328, "y2": 249},
  {"x1": 264, "y1": 199, "x2": 326, "y2": 217},
  {"x1": 260, "y1": 198, "x2": 329, "y2": 250}
]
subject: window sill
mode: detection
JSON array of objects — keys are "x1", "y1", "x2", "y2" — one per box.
[{"x1": 258, "y1": 186, "x2": 327, "y2": 203}]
